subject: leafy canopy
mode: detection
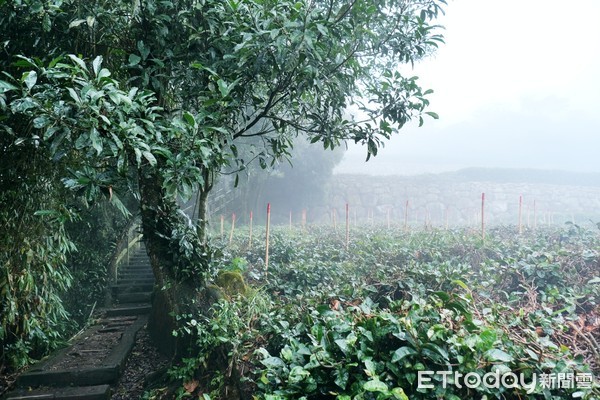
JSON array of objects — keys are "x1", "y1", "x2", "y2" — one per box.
[{"x1": 1, "y1": 0, "x2": 445, "y2": 200}]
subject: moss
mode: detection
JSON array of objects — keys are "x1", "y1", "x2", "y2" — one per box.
[
  {"x1": 214, "y1": 271, "x2": 247, "y2": 296},
  {"x1": 204, "y1": 284, "x2": 225, "y2": 303}
]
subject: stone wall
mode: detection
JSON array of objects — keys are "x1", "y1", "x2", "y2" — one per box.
[{"x1": 316, "y1": 173, "x2": 600, "y2": 227}]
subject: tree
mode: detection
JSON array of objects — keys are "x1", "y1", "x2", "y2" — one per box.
[{"x1": 0, "y1": 0, "x2": 446, "y2": 358}]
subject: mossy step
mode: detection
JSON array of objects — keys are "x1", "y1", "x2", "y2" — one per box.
[
  {"x1": 15, "y1": 317, "x2": 146, "y2": 388},
  {"x1": 5, "y1": 384, "x2": 110, "y2": 400}
]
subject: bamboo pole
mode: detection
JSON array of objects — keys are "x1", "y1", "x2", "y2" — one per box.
[
  {"x1": 229, "y1": 213, "x2": 236, "y2": 245},
  {"x1": 386, "y1": 208, "x2": 391, "y2": 230},
  {"x1": 289, "y1": 210, "x2": 292, "y2": 230},
  {"x1": 265, "y1": 203, "x2": 271, "y2": 278},
  {"x1": 533, "y1": 200, "x2": 537, "y2": 230},
  {"x1": 220, "y1": 215, "x2": 224, "y2": 240},
  {"x1": 518, "y1": 195, "x2": 523, "y2": 234},
  {"x1": 332, "y1": 208, "x2": 337, "y2": 230}
]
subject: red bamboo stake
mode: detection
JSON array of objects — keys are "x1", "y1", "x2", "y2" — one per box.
[
  {"x1": 265, "y1": 203, "x2": 271, "y2": 278},
  {"x1": 481, "y1": 193, "x2": 485, "y2": 240},
  {"x1": 229, "y1": 213, "x2": 236, "y2": 245},
  {"x1": 518, "y1": 195, "x2": 523, "y2": 234},
  {"x1": 345, "y1": 203, "x2": 349, "y2": 251}
]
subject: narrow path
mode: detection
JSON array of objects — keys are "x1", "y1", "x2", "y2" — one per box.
[{"x1": 4, "y1": 246, "x2": 161, "y2": 400}]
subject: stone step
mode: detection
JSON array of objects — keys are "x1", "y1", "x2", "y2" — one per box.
[
  {"x1": 105, "y1": 304, "x2": 151, "y2": 317},
  {"x1": 118, "y1": 268, "x2": 152, "y2": 273},
  {"x1": 111, "y1": 282, "x2": 154, "y2": 293},
  {"x1": 117, "y1": 273, "x2": 154, "y2": 280},
  {"x1": 118, "y1": 267, "x2": 151, "y2": 273},
  {"x1": 15, "y1": 317, "x2": 146, "y2": 388},
  {"x1": 116, "y1": 278, "x2": 155, "y2": 286},
  {"x1": 119, "y1": 264, "x2": 151, "y2": 270},
  {"x1": 5, "y1": 384, "x2": 110, "y2": 400},
  {"x1": 117, "y1": 292, "x2": 152, "y2": 304},
  {"x1": 121, "y1": 259, "x2": 151, "y2": 268}
]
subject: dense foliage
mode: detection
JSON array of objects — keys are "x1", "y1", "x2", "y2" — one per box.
[
  {"x1": 157, "y1": 225, "x2": 599, "y2": 399},
  {"x1": 0, "y1": 0, "x2": 447, "y2": 369}
]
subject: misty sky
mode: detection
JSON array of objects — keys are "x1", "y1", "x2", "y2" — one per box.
[{"x1": 335, "y1": 0, "x2": 600, "y2": 175}]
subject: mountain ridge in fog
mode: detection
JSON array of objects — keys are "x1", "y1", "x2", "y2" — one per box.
[{"x1": 335, "y1": 167, "x2": 600, "y2": 187}]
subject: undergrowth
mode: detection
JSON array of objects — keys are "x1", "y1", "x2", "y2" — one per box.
[{"x1": 147, "y1": 225, "x2": 600, "y2": 399}]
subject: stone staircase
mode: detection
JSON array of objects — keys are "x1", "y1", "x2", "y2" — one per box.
[
  {"x1": 107, "y1": 245, "x2": 155, "y2": 317},
  {"x1": 4, "y1": 245, "x2": 155, "y2": 400}
]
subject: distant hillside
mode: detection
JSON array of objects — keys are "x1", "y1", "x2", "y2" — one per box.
[{"x1": 383, "y1": 168, "x2": 600, "y2": 187}]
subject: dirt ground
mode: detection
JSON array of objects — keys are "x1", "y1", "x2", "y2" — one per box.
[{"x1": 111, "y1": 324, "x2": 170, "y2": 399}]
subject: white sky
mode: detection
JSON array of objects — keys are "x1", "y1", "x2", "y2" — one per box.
[{"x1": 335, "y1": 0, "x2": 600, "y2": 175}]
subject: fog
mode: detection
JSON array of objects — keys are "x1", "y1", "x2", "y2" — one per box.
[
  {"x1": 335, "y1": 0, "x2": 600, "y2": 176},
  {"x1": 211, "y1": 0, "x2": 600, "y2": 228}
]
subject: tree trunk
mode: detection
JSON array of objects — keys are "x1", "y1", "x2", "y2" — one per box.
[
  {"x1": 138, "y1": 166, "x2": 216, "y2": 357},
  {"x1": 196, "y1": 169, "x2": 213, "y2": 243},
  {"x1": 138, "y1": 168, "x2": 183, "y2": 356}
]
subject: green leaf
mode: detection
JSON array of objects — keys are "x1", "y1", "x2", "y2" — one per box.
[
  {"x1": 452, "y1": 279, "x2": 470, "y2": 291},
  {"x1": 363, "y1": 379, "x2": 388, "y2": 393},
  {"x1": 69, "y1": 19, "x2": 87, "y2": 28},
  {"x1": 182, "y1": 112, "x2": 196, "y2": 127},
  {"x1": 424, "y1": 111, "x2": 439, "y2": 119},
  {"x1": 261, "y1": 356, "x2": 286, "y2": 369},
  {"x1": 392, "y1": 346, "x2": 417, "y2": 363},
  {"x1": 335, "y1": 338, "x2": 349, "y2": 354},
  {"x1": 33, "y1": 116, "x2": 50, "y2": 129},
  {"x1": 128, "y1": 54, "x2": 141, "y2": 66},
  {"x1": 588, "y1": 276, "x2": 600, "y2": 284},
  {"x1": 23, "y1": 71, "x2": 37, "y2": 90},
  {"x1": 67, "y1": 54, "x2": 88, "y2": 71},
  {"x1": 137, "y1": 41, "x2": 150, "y2": 60},
  {"x1": 90, "y1": 128, "x2": 102, "y2": 155},
  {"x1": 391, "y1": 387, "x2": 409, "y2": 400},
  {"x1": 485, "y1": 349, "x2": 514, "y2": 362},
  {"x1": 67, "y1": 88, "x2": 81, "y2": 104},
  {"x1": 92, "y1": 56, "x2": 103, "y2": 76},
  {"x1": 0, "y1": 79, "x2": 18, "y2": 93},
  {"x1": 142, "y1": 151, "x2": 157, "y2": 166},
  {"x1": 217, "y1": 79, "x2": 230, "y2": 97},
  {"x1": 334, "y1": 367, "x2": 349, "y2": 389}
]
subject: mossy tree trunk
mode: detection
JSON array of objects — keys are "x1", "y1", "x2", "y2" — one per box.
[{"x1": 138, "y1": 168, "x2": 194, "y2": 356}]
